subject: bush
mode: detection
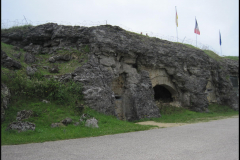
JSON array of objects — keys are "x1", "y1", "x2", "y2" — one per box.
[{"x1": 1, "y1": 68, "x2": 83, "y2": 105}]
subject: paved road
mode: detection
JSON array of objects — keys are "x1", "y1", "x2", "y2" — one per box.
[{"x1": 1, "y1": 117, "x2": 239, "y2": 160}]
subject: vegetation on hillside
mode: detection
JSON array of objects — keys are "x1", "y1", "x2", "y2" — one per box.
[
  {"x1": 182, "y1": 43, "x2": 201, "y2": 50},
  {"x1": 1, "y1": 24, "x2": 34, "y2": 33},
  {"x1": 154, "y1": 104, "x2": 238, "y2": 123},
  {"x1": 224, "y1": 56, "x2": 239, "y2": 61},
  {"x1": 1, "y1": 98, "x2": 154, "y2": 145},
  {"x1": 1, "y1": 26, "x2": 238, "y2": 145},
  {"x1": 204, "y1": 50, "x2": 238, "y2": 61},
  {"x1": 203, "y1": 50, "x2": 223, "y2": 61},
  {"x1": 1, "y1": 42, "x2": 155, "y2": 145}
]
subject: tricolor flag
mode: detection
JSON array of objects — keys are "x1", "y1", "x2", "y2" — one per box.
[
  {"x1": 219, "y1": 31, "x2": 222, "y2": 46},
  {"x1": 194, "y1": 18, "x2": 200, "y2": 35},
  {"x1": 175, "y1": 9, "x2": 178, "y2": 27}
]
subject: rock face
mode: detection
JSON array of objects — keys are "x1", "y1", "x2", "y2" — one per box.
[
  {"x1": 61, "y1": 117, "x2": 72, "y2": 125},
  {"x1": 24, "y1": 52, "x2": 35, "y2": 64},
  {"x1": 85, "y1": 118, "x2": 99, "y2": 128},
  {"x1": 51, "y1": 123, "x2": 65, "y2": 128},
  {"x1": 6, "y1": 121, "x2": 35, "y2": 132},
  {"x1": 48, "y1": 65, "x2": 60, "y2": 73},
  {"x1": 48, "y1": 54, "x2": 72, "y2": 63},
  {"x1": 1, "y1": 50, "x2": 22, "y2": 69},
  {"x1": 1, "y1": 83, "x2": 11, "y2": 122},
  {"x1": 26, "y1": 66, "x2": 37, "y2": 76},
  {"x1": 1, "y1": 23, "x2": 239, "y2": 121},
  {"x1": 16, "y1": 110, "x2": 33, "y2": 121}
]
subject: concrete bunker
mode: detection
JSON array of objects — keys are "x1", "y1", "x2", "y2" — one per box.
[
  {"x1": 139, "y1": 67, "x2": 181, "y2": 107},
  {"x1": 153, "y1": 85, "x2": 173, "y2": 102},
  {"x1": 230, "y1": 76, "x2": 239, "y2": 97},
  {"x1": 205, "y1": 76, "x2": 217, "y2": 103},
  {"x1": 153, "y1": 83, "x2": 180, "y2": 107},
  {"x1": 111, "y1": 73, "x2": 126, "y2": 120}
]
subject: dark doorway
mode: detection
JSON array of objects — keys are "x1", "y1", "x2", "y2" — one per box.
[
  {"x1": 153, "y1": 85, "x2": 173, "y2": 102},
  {"x1": 230, "y1": 76, "x2": 238, "y2": 87}
]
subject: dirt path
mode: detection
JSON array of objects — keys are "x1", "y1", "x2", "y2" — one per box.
[
  {"x1": 136, "y1": 121, "x2": 188, "y2": 128},
  {"x1": 136, "y1": 115, "x2": 239, "y2": 128}
]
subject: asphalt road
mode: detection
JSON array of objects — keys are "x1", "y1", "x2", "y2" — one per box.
[{"x1": 1, "y1": 116, "x2": 239, "y2": 160}]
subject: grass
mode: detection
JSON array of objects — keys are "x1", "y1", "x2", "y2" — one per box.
[
  {"x1": 203, "y1": 49, "x2": 238, "y2": 62},
  {"x1": 127, "y1": 30, "x2": 149, "y2": 37},
  {"x1": 1, "y1": 42, "x2": 88, "y2": 76},
  {"x1": 2, "y1": 100, "x2": 238, "y2": 145},
  {"x1": 203, "y1": 50, "x2": 223, "y2": 61},
  {"x1": 135, "y1": 104, "x2": 238, "y2": 123},
  {"x1": 176, "y1": 43, "x2": 239, "y2": 62},
  {"x1": 1, "y1": 24, "x2": 33, "y2": 34},
  {"x1": 1, "y1": 97, "x2": 154, "y2": 145},
  {"x1": 183, "y1": 43, "x2": 201, "y2": 50},
  {"x1": 1, "y1": 42, "x2": 28, "y2": 67},
  {"x1": 224, "y1": 56, "x2": 239, "y2": 61}
]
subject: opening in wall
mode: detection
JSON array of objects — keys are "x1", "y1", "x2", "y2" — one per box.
[
  {"x1": 115, "y1": 95, "x2": 121, "y2": 100},
  {"x1": 153, "y1": 85, "x2": 173, "y2": 102},
  {"x1": 230, "y1": 76, "x2": 238, "y2": 87}
]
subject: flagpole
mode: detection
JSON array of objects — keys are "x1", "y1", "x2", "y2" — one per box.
[
  {"x1": 219, "y1": 30, "x2": 222, "y2": 56},
  {"x1": 176, "y1": 23, "x2": 178, "y2": 42},
  {"x1": 196, "y1": 32, "x2": 197, "y2": 47},
  {"x1": 220, "y1": 45, "x2": 222, "y2": 56},
  {"x1": 195, "y1": 17, "x2": 197, "y2": 47},
  {"x1": 175, "y1": 6, "x2": 178, "y2": 42}
]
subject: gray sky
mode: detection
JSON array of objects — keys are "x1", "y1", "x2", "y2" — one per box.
[{"x1": 1, "y1": 0, "x2": 239, "y2": 56}]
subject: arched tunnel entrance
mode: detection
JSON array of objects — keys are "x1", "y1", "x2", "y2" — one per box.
[{"x1": 153, "y1": 85, "x2": 173, "y2": 103}]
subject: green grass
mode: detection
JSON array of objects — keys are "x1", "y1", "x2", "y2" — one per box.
[
  {"x1": 1, "y1": 42, "x2": 88, "y2": 76},
  {"x1": 203, "y1": 50, "x2": 223, "y2": 61},
  {"x1": 1, "y1": 24, "x2": 33, "y2": 34},
  {"x1": 2, "y1": 101, "x2": 238, "y2": 145},
  {"x1": 135, "y1": 104, "x2": 238, "y2": 123},
  {"x1": 183, "y1": 43, "x2": 201, "y2": 50},
  {"x1": 127, "y1": 30, "x2": 148, "y2": 37},
  {"x1": 1, "y1": 42, "x2": 28, "y2": 67},
  {"x1": 178, "y1": 43, "x2": 237, "y2": 63},
  {"x1": 224, "y1": 56, "x2": 239, "y2": 61},
  {"x1": 1, "y1": 97, "x2": 154, "y2": 145}
]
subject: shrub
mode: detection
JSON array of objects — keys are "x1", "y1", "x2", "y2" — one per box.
[{"x1": 1, "y1": 68, "x2": 83, "y2": 105}]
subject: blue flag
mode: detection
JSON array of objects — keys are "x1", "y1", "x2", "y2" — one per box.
[{"x1": 219, "y1": 31, "x2": 222, "y2": 46}]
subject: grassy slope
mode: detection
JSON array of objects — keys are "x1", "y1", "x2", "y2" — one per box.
[
  {"x1": 1, "y1": 42, "x2": 88, "y2": 76},
  {"x1": 1, "y1": 24, "x2": 33, "y2": 33},
  {"x1": 203, "y1": 50, "x2": 223, "y2": 61},
  {"x1": 1, "y1": 97, "x2": 154, "y2": 145},
  {"x1": 224, "y1": 56, "x2": 239, "y2": 61},
  {"x1": 182, "y1": 43, "x2": 238, "y2": 61},
  {"x1": 153, "y1": 104, "x2": 238, "y2": 123},
  {"x1": 1, "y1": 33, "x2": 239, "y2": 145}
]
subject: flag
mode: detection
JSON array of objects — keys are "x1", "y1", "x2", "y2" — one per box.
[
  {"x1": 194, "y1": 18, "x2": 200, "y2": 35},
  {"x1": 175, "y1": 9, "x2": 178, "y2": 27},
  {"x1": 219, "y1": 31, "x2": 222, "y2": 46}
]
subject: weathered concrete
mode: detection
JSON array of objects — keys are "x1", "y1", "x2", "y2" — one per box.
[
  {"x1": 1, "y1": 83, "x2": 11, "y2": 122},
  {"x1": 1, "y1": 23, "x2": 239, "y2": 120}
]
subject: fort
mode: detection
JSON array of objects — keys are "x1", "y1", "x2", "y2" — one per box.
[{"x1": 1, "y1": 23, "x2": 238, "y2": 121}]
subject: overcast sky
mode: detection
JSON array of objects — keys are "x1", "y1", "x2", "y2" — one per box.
[{"x1": 1, "y1": 0, "x2": 239, "y2": 56}]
